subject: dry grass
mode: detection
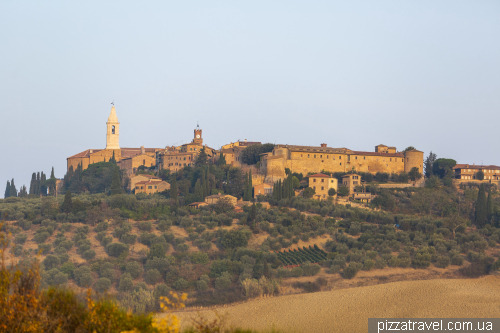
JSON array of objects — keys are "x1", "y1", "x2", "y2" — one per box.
[{"x1": 169, "y1": 275, "x2": 500, "y2": 333}]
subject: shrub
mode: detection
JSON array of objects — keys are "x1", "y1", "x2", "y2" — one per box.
[
  {"x1": 343, "y1": 263, "x2": 359, "y2": 279},
  {"x1": 101, "y1": 236, "x2": 113, "y2": 247},
  {"x1": 82, "y1": 250, "x2": 96, "y2": 260},
  {"x1": 106, "y1": 243, "x2": 129, "y2": 257},
  {"x1": 190, "y1": 252, "x2": 209, "y2": 264},
  {"x1": 175, "y1": 244, "x2": 189, "y2": 253},
  {"x1": 74, "y1": 266, "x2": 93, "y2": 287},
  {"x1": 363, "y1": 259, "x2": 375, "y2": 271},
  {"x1": 302, "y1": 263, "x2": 321, "y2": 276},
  {"x1": 148, "y1": 243, "x2": 167, "y2": 259},
  {"x1": 215, "y1": 272, "x2": 232, "y2": 290},
  {"x1": 435, "y1": 256, "x2": 450, "y2": 268},
  {"x1": 94, "y1": 278, "x2": 112, "y2": 293},
  {"x1": 450, "y1": 255, "x2": 464, "y2": 266},
  {"x1": 220, "y1": 230, "x2": 250, "y2": 249},
  {"x1": 14, "y1": 233, "x2": 27, "y2": 244},
  {"x1": 291, "y1": 267, "x2": 304, "y2": 277},
  {"x1": 138, "y1": 221, "x2": 152, "y2": 232},
  {"x1": 96, "y1": 221, "x2": 109, "y2": 232},
  {"x1": 329, "y1": 265, "x2": 341, "y2": 274},
  {"x1": 173, "y1": 278, "x2": 188, "y2": 291},
  {"x1": 121, "y1": 233, "x2": 137, "y2": 245},
  {"x1": 18, "y1": 219, "x2": 32, "y2": 231},
  {"x1": 118, "y1": 274, "x2": 134, "y2": 292},
  {"x1": 157, "y1": 220, "x2": 172, "y2": 232},
  {"x1": 34, "y1": 232, "x2": 50, "y2": 244},
  {"x1": 126, "y1": 261, "x2": 143, "y2": 279},
  {"x1": 145, "y1": 257, "x2": 170, "y2": 275},
  {"x1": 43, "y1": 255, "x2": 60, "y2": 270},
  {"x1": 145, "y1": 269, "x2": 162, "y2": 285},
  {"x1": 100, "y1": 267, "x2": 116, "y2": 281},
  {"x1": 60, "y1": 261, "x2": 75, "y2": 277},
  {"x1": 196, "y1": 280, "x2": 208, "y2": 291},
  {"x1": 38, "y1": 244, "x2": 52, "y2": 255}
]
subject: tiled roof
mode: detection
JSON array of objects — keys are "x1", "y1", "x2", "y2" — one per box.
[
  {"x1": 352, "y1": 151, "x2": 404, "y2": 157},
  {"x1": 135, "y1": 180, "x2": 166, "y2": 185},
  {"x1": 132, "y1": 174, "x2": 160, "y2": 179},
  {"x1": 275, "y1": 145, "x2": 352, "y2": 154},
  {"x1": 308, "y1": 173, "x2": 331, "y2": 178},
  {"x1": 67, "y1": 149, "x2": 103, "y2": 159},
  {"x1": 454, "y1": 164, "x2": 500, "y2": 170}
]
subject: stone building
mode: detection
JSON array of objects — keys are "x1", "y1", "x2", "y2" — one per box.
[
  {"x1": 134, "y1": 179, "x2": 170, "y2": 195},
  {"x1": 341, "y1": 174, "x2": 362, "y2": 195},
  {"x1": 204, "y1": 194, "x2": 238, "y2": 206},
  {"x1": 253, "y1": 183, "x2": 273, "y2": 198},
  {"x1": 67, "y1": 105, "x2": 162, "y2": 172},
  {"x1": 129, "y1": 174, "x2": 162, "y2": 192},
  {"x1": 219, "y1": 140, "x2": 260, "y2": 167},
  {"x1": 308, "y1": 173, "x2": 338, "y2": 201},
  {"x1": 156, "y1": 125, "x2": 216, "y2": 172},
  {"x1": 260, "y1": 143, "x2": 423, "y2": 182},
  {"x1": 453, "y1": 164, "x2": 500, "y2": 181}
]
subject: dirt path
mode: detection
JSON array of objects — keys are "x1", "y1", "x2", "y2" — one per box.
[{"x1": 168, "y1": 275, "x2": 500, "y2": 333}]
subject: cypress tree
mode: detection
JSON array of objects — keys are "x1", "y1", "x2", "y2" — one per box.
[
  {"x1": 248, "y1": 169, "x2": 253, "y2": 200},
  {"x1": 194, "y1": 180, "x2": 203, "y2": 201},
  {"x1": 289, "y1": 174, "x2": 295, "y2": 197},
  {"x1": 218, "y1": 151, "x2": 226, "y2": 166},
  {"x1": 278, "y1": 179, "x2": 282, "y2": 201},
  {"x1": 29, "y1": 173, "x2": 36, "y2": 196},
  {"x1": 36, "y1": 172, "x2": 41, "y2": 195},
  {"x1": 475, "y1": 184, "x2": 487, "y2": 228},
  {"x1": 196, "y1": 147, "x2": 208, "y2": 166},
  {"x1": 201, "y1": 169, "x2": 207, "y2": 197},
  {"x1": 9, "y1": 179, "x2": 17, "y2": 197},
  {"x1": 109, "y1": 151, "x2": 117, "y2": 164},
  {"x1": 171, "y1": 177, "x2": 178, "y2": 204},
  {"x1": 50, "y1": 167, "x2": 55, "y2": 179},
  {"x1": 20, "y1": 185, "x2": 27, "y2": 197},
  {"x1": 243, "y1": 173, "x2": 249, "y2": 201},
  {"x1": 205, "y1": 167, "x2": 210, "y2": 196},
  {"x1": 40, "y1": 172, "x2": 47, "y2": 196},
  {"x1": 62, "y1": 190, "x2": 73, "y2": 213},
  {"x1": 487, "y1": 188, "x2": 493, "y2": 222},
  {"x1": 110, "y1": 166, "x2": 122, "y2": 195},
  {"x1": 4, "y1": 180, "x2": 10, "y2": 198}
]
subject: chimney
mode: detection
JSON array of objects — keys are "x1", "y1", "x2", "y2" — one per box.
[
  {"x1": 320, "y1": 143, "x2": 327, "y2": 147},
  {"x1": 141, "y1": 146, "x2": 145, "y2": 154},
  {"x1": 244, "y1": 139, "x2": 247, "y2": 142},
  {"x1": 89, "y1": 149, "x2": 93, "y2": 153}
]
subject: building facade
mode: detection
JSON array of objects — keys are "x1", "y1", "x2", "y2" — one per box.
[
  {"x1": 260, "y1": 143, "x2": 423, "y2": 182},
  {"x1": 134, "y1": 179, "x2": 170, "y2": 194},
  {"x1": 308, "y1": 173, "x2": 338, "y2": 200},
  {"x1": 453, "y1": 164, "x2": 500, "y2": 181}
]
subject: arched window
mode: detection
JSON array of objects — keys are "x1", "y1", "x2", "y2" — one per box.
[{"x1": 112, "y1": 125, "x2": 115, "y2": 134}]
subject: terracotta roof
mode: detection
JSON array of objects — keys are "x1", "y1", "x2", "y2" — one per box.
[
  {"x1": 135, "y1": 180, "x2": 166, "y2": 185},
  {"x1": 454, "y1": 164, "x2": 500, "y2": 170},
  {"x1": 67, "y1": 149, "x2": 103, "y2": 159},
  {"x1": 352, "y1": 151, "x2": 404, "y2": 157},
  {"x1": 308, "y1": 173, "x2": 332, "y2": 178},
  {"x1": 132, "y1": 174, "x2": 160, "y2": 179},
  {"x1": 275, "y1": 145, "x2": 352, "y2": 154}
]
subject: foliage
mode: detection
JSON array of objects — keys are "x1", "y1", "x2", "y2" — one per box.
[
  {"x1": 276, "y1": 245, "x2": 327, "y2": 265},
  {"x1": 240, "y1": 144, "x2": 275, "y2": 165}
]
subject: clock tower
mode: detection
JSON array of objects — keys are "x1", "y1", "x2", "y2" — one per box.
[{"x1": 193, "y1": 124, "x2": 203, "y2": 145}]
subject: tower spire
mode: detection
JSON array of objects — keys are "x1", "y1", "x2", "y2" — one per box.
[{"x1": 106, "y1": 104, "x2": 120, "y2": 150}]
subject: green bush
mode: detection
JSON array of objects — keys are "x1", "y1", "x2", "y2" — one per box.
[
  {"x1": 18, "y1": 219, "x2": 32, "y2": 230},
  {"x1": 121, "y1": 233, "x2": 137, "y2": 245},
  {"x1": 119, "y1": 274, "x2": 134, "y2": 292},
  {"x1": 343, "y1": 263, "x2": 359, "y2": 279},
  {"x1": 34, "y1": 232, "x2": 50, "y2": 244},
  {"x1": 106, "y1": 243, "x2": 129, "y2": 257},
  {"x1": 74, "y1": 266, "x2": 93, "y2": 287},
  {"x1": 43, "y1": 255, "x2": 60, "y2": 270},
  {"x1": 94, "y1": 278, "x2": 112, "y2": 293},
  {"x1": 302, "y1": 262, "x2": 321, "y2": 276},
  {"x1": 145, "y1": 269, "x2": 162, "y2": 285},
  {"x1": 329, "y1": 265, "x2": 341, "y2": 274},
  {"x1": 38, "y1": 243, "x2": 52, "y2": 255},
  {"x1": 14, "y1": 233, "x2": 27, "y2": 244},
  {"x1": 82, "y1": 250, "x2": 96, "y2": 260},
  {"x1": 435, "y1": 256, "x2": 450, "y2": 268},
  {"x1": 215, "y1": 272, "x2": 232, "y2": 290},
  {"x1": 291, "y1": 267, "x2": 304, "y2": 277},
  {"x1": 60, "y1": 261, "x2": 75, "y2": 277},
  {"x1": 190, "y1": 251, "x2": 209, "y2": 264},
  {"x1": 138, "y1": 221, "x2": 152, "y2": 232},
  {"x1": 173, "y1": 278, "x2": 189, "y2": 291},
  {"x1": 123, "y1": 261, "x2": 142, "y2": 279},
  {"x1": 96, "y1": 221, "x2": 109, "y2": 232},
  {"x1": 363, "y1": 259, "x2": 375, "y2": 271}
]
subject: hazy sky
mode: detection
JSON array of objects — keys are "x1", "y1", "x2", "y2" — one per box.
[{"x1": 1, "y1": 1, "x2": 499, "y2": 196}]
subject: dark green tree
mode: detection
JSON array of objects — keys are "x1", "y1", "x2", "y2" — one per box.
[
  {"x1": 303, "y1": 186, "x2": 315, "y2": 199},
  {"x1": 46, "y1": 167, "x2": 57, "y2": 196},
  {"x1": 475, "y1": 184, "x2": 487, "y2": 228},
  {"x1": 240, "y1": 143, "x2": 275, "y2": 165},
  {"x1": 109, "y1": 151, "x2": 117, "y2": 165},
  {"x1": 328, "y1": 188, "x2": 336, "y2": 196},
  {"x1": 432, "y1": 158, "x2": 457, "y2": 179},
  {"x1": 196, "y1": 147, "x2": 208, "y2": 166},
  {"x1": 243, "y1": 173, "x2": 249, "y2": 201},
  {"x1": 424, "y1": 151, "x2": 437, "y2": 178},
  {"x1": 487, "y1": 188, "x2": 493, "y2": 222},
  {"x1": 408, "y1": 167, "x2": 423, "y2": 182},
  {"x1": 194, "y1": 179, "x2": 203, "y2": 201},
  {"x1": 4, "y1": 180, "x2": 10, "y2": 198},
  {"x1": 170, "y1": 177, "x2": 178, "y2": 204},
  {"x1": 337, "y1": 186, "x2": 349, "y2": 197},
  {"x1": 248, "y1": 202, "x2": 257, "y2": 224},
  {"x1": 110, "y1": 166, "x2": 122, "y2": 195},
  {"x1": 404, "y1": 146, "x2": 416, "y2": 151},
  {"x1": 62, "y1": 190, "x2": 73, "y2": 213},
  {"x1": 9, "y1": 179, "x2": 17, "y2": 197},
  {"x1": 476, "y1": 170, "x2": 485, "y2": 181},
  {"x1": 217, "y1": 151, "x2": 226, "y2": 166},
  {"x1": 40, "y1": 172, "x2": 47, "y2": 196},
  {"x1": 248, "y1": 169, "x2": 253, "y2": 199},
  {"x1": 36, "y1": 172, "x2": 41, "y2": 195},
  {"x1": 29, "y1": 173, "x2": 36, "y2": 196}
]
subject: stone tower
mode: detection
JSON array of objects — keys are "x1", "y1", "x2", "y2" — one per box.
[
  {"x1": 106, "y1": 105, "x2": 120, "y2": 150},
  {"x1": 403, "y1": 149, "x2": 424, "y2": 174},
  {"x1": 193, "y1": 124, "x2": 203, "y2": 145}
]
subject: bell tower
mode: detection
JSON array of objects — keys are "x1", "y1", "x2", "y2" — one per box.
[
  {"x1": 193, "y1": 124, "x2": 203, "y2": 145},
  {"x1": 106, "y1": 105, "x2": 120, "y2": 150}
]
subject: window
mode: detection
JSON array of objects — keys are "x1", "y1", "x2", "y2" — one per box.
[
  {"x1": 148, "y1": 186, "x2": 152, "y2": 189},
  {"x1": 321, "y1": 186, "x2": 324, "y2": 190},
  {"x1": 331, "y1": 180, "x2": 334, "y2": 183},
  {"x1": 402, "y1": 159, "x2": 404, "y2": 162},
  {"x1": 364, "y1": 156, "x2": 365, "y2": 160},
  {"x1": 308, "y1": 154, "x2": 310, "y2": 158},
  {"x1": 135, "y1": 186, "x2": 139, "y2": 189},
  {"x1": 320, "y1": 155, "x2": 322, "y2": 158},
  {"x1": 141, "y1": 186, "x2": 143, "y2": 189},
  {"x1": 390, "y1": 158, "x2": 392, "y2": 162},
  {"x1": 301, "y1": 154, "x2": 303, "y2": 157},
  {"x1": 313, "y1": 186, "x2": 316, "y2": 190},
  {"x1": 314, "y1": 155, "x2": 316, "y2": 158},
  {"x1": 154, "y1": 186, "x2": 157, "y2": 189},
  {"x1": 112, "y1": 125, "x2": 115, "y2": 134},
  {"x1": 313, "y1": 179, "x2": 316, "y2": 182},
  {"x1": 353, "y1": 181, "x2": 358, "y2": 185},
  {"x1": 143, "y1": 159, "x2": 145, "y2": 165},
  {"x1": 340, "y1": 163, "x2": 342, "y2": 165},
  {"x1": 321, "y1": 179, "x2": 324, "y2": 182},
  {"x1": 339, "y1": 156, "x2": 342, "y2": 159},
  {"x1": 355, "y1": 156, "x2": 357, "y2": 160}
]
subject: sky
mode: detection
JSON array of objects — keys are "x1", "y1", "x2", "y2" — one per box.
[{"x1": 1, "y1": 1, "x2": 499, "y2": 197}]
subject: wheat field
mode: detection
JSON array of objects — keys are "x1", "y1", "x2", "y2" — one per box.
[{"x1": 171, "y1": 276, "x2": 500, "y2": 333}]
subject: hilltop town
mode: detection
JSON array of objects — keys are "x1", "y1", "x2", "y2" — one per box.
[{"x1": 2, "y1": 105, "x2": 500, "y2": 332}]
